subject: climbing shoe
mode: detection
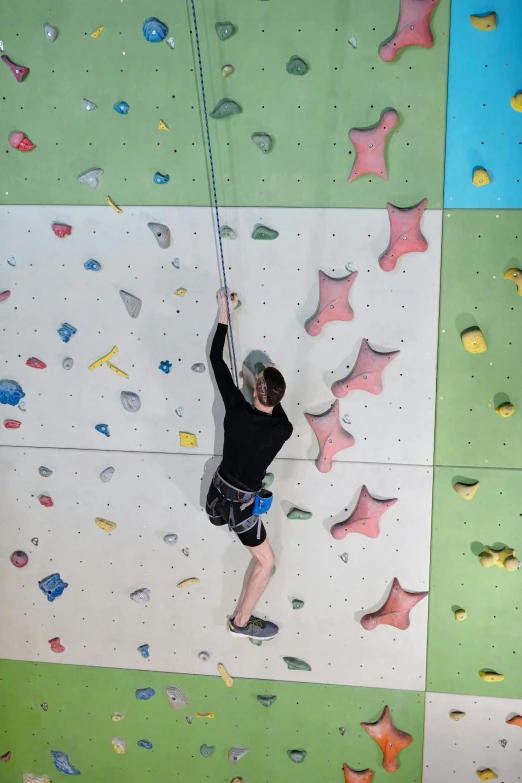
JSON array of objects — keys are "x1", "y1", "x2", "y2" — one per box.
[{"x1": 228, "y1": 615, "x2": 279, "y2": 640}]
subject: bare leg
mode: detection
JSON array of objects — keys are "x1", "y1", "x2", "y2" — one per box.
[{"x1": 234, "y1": 538, "x2": 275, "y2": 627}]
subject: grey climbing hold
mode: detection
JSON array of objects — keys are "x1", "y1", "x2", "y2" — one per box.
[
  {"x1": 215, "y1": 22, "x2": 235, "y2": 40},
  {"x1": 288, "y1": 749, "x2": 307, "y2": 763},
  {"x1": 182, "y1": 547, "x2": 190, "y2": 557},
  {"x1": 121, "y1": 391, "x2": 141, "y2": 413},
  {"x1": 186, "y1": 716, "x2": 193, "y2": 724},
  {"x1": 348, "y1": 36, "x2": 357, "y2": 48},
  {"x1": 342, "y1": 413, "x2": 352, "y2": 425},
  {"x1": 283, "y1": 656, "x2": 311, "y2": 672},
  {"x1": 100, "y1": 466, "x2": 115, "y2": 483},
  {"x1": 41, "y1": 702, "x2": 48, "y2": 710},
  {"x1": 252, "y1": 132, "x2": 272, "y2": 153},
  {"x1": 82, "y1": 99, "x2": 98, "y2": 111},
  {"x1": 340, "y1": 552, "x2": 349, "y2": 563},
  {"x1": 166, "y1": 686, "x2": 190, "y2": 710},
  {"x1": 286, "y1": 56, "x2": 309, "y2": 75},
  {"x1": 78, "y1": 168, "x2": 104, "y2": 190},
  {"x1": 31, "y1": 537, "x2": 39, "y2": 546},
  {"x1": 148, "y1": 222, "x2": 171, "y2": 249},
  {"x1": 257, "y1": 694, "x2": 277, "y2": 707},
  {"x1": 39, "y1": 466, "x2": 53, "y2": 478},
  {"x1": 163, "y1": 533, "x2": 178, "y2": 545},
  {"x1": 229, "y1": 747, "x2": 249, "y2": 765},
  {"x1": 345, "y1": 260, "x2": 357, "y2": 273},
  {"x1": 252, "y1": 224, "x2": 279, "y2": 240},
  {"x1": 292, "y1": 599, "x2": 304, "y2": 610},
  {"x1": 7, "y1": 256, "x2": 16, "y2": 266},
  {"x1": 339, "y1": 727, "x2": 346, "y2": 736},
  {"x1": 220, "y1": 225, "x2": 237, "y2": 239},
  {"x1": 18, "y1": 399, "x2": 27, "y2": 411},
  {"x1": 262, "y1": 473, "x2": 274, "y2": 489},
  {"x1": 119, "y1": 290, "x2": 142, "y2": 319},
  {"x1": 62, "y1": 357, "x2": 73, "y2": 370},
  {"x1": 210, "y1": 99, "x2": 242, "y2": 119},
  {"x1": 44, "y1": 24, "x2": 58, "y2": 42},
  {"x1": 175, "y1": 406, "x2": 184, "y2": 417},
  {"x1": 200, "y1": 744, "x2": 215, "y2": 758},
  {"x1": 198, "y1": 650, "x2": 211, "y2": 662},
  {"x1": 172, "y1": 257, "x2": 181, "y2": 268},
  {"x1": 166, "y1": 36, "x2": 175, "y2": 49},
  {"x1": 191, "y1": 363, "x2": 205, "y2": 373},
  {"x1": 130, "y1": 588, "x2": 150, "y2": 603},
  {"x1": 287, "y1": 507, "x2": 312, "y2": 520}
]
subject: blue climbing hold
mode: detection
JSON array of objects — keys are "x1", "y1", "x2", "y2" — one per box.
[
  {"x1": 50, "y1": 750, "x2": 81, "y2": 776},
  {"x1": 84, "y1": 259, "x2": 101, "y2": 271},
  {"x1": 138, "y1": 644, "x2": 150, "y2": 659},
  {"x1": 136, "y1": 687, "x2": 155, "y2": 701},
  {"x1": 142, "y1": 17, "x2": 168, "y2": 43},
  {"x1": 137, "y1": 740, "x2": 153, "y2": 750},
  {"x1": 153, "y1": 172, "x2": 170, "y2": 185},
  {"x1": 95, "y1": 423, "x2": 110, "y2": 437},
  {"x1": 0, "y1": 379, "x2": 25, "y2": 406},
  {"x1": 114, "y1": 101, "x2": 130, "y2": 115},
  {"x1": 57, "y1": 323, "x2": 77, "y2": 343},
  {"x1": 39, "y1": 573, "x2": 69, "y2": 602},
  {"x1": 159, "y1": 360, "x2": 172, "y2": 374}
]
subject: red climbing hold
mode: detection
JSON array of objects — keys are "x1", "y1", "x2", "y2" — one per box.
[
  {"x1": 330, "y1": 485, "x2": 398, "y2": 540},
  {"x1": 52, "y1": 222, "x2": 72, "y2": 238},
  {"x1": 26, "y1": 358, "x2": 47, "y2": 369},
  {"x1": 379, "y1": 0, "x2": 441, "y2": 62},
  {"x1": 379, "y1": 199, "x2": 428, "y2": 272},
  {"x1": 9, "y1": 131, "x2": 36, "y2": 151},
  {"x1": 305, "y1": 399, "x2": 355, "y2": 473},
  {"x1": 10, "y1": 550, "x2": 28, "y2": 568},
  {"x1": 4, "y1": 420, "x2": 21, "y2": 429},
  {"x1": 331, "y1": 339, "x2": 400, "y2": 398},
  {"x1": 49, "y1": 637, "x2": 65, "y2": 653},
  {"x1": 305, "y1": 270, "x2": 358, "y2": 336},
  {"x1": 361, "y1": 577, "x2": 428, "y2": 631},
  {"x1": 0, "y1": 751, "x2": 11, "y2": 762},
  {"x1": 0, "y1": 291, "x2": 11, "y2": 303},
  {"x1": 348, "y1": 109, "x2": 399, "y2": 183},
  {"x1": 1, "y1": 54, "x2": 30, "y2": 82},
  {"x1": 342, "y1": 764, "x2": 374, "y2": 783},
  {"x1": 361, "y1": 706, "x2": 413, "y2": 773},
  {"x1": 38, "y1": 495, "x2": 54, "y2": 507}
]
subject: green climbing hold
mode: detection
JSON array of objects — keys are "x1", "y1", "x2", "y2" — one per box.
[
  {"x1": 283, "y1": 656, "x2": 311, "y2": 672},
  {"x1": 286, "y1": 56, "x2": 308, "y2": 75},
  {"x1": 287, "y1": 507, "x2": 312, "y2": 520},
  {"x1": 271, "y1": 564, "x2": 276, "y2": 577},
  {"x1": 262, "y1": 472, "x2": 274, "y2": 489},
  {"x1": 292, "y1": 599, "x2": 304, "y2": 610},
  {"x1": 250, "y1": 638, "x2": 263, "y2": 647},
  {"x1": 200, "y1": 744, "x2": 215, "y2": 758},
  {"x1": 210, "y1": 99, "x2": 242, "y2": 119},
  {"x1": 215, "y1": 22, "x2": 235, "y2": 40},
  {"x1": 251, "y1": 132, "x2": 272, "y2": 153},
  {"x1": 257, "y1": 694, "x2": 277, "y2": 708},
  {"x1": 287, "y1": 749, "x2": 307, "y2": 763},
  {"x1": 252, "y1": 224, "x2": 279, "y2": 240},
  {"x1": 220, "y1": 225, "x2": 237, "y2": 239}
]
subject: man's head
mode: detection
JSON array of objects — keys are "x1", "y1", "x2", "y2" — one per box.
[{"x1": 255, "y1": 367, "x2": 286, "y2": 409}]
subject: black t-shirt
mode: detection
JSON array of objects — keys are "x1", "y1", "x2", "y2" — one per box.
[{"x1": 209, "y1": 323, "x2": 293, "y2": 491}]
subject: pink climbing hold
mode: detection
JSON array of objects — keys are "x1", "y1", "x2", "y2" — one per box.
[
  {"x1": 331, "y1": 339, "x2": 400, "y2": 398},
  {"x1": 361, "y1": 577, "x2": 428, "y2": 631},
  {"x1": 305, "y1": 399, "x2": 355, "y2": 473},
  {"x1": 0, "y1": 291, "x2": 11, "y2": 303},
  {"x1": 26, "y1": 358, "x2": 47, "y2": 369},
  {"x1": 379, "y1": 199, "x2": 428, "y2": 272},
  {"x1": 4, "y1": 420, "x2": 21, "y2": 429},
  {"x1": 9, "y1": 131, "x2": 36, "y2": 151},
  {"x1": 49, "y1": 637, "x2": 65, "y2": 653},
  {"x1": 38, "y1": 495, "x2": 54, "y2": 507},
  {"x1": 305, "y1": 270, "x2": 358, "y2": 336},
  {"x1": 0, "y1": 751, "x2": 11, "y2": 762},
  {"x1": 1, "y1": 54, "x2": 30, "y2": 82},
  {"x1": 348, "y1": 109, "x2": 399, "y2": 183},
  {"x1": 379, "y1": 0, "x2": 441, "y2": 62},
  {"x1": 10, "y1": 550, "x2": 28, "y2": 568},
  {"x1": 52, "y1": 222, "x2": 72, "y2": 239},
  {"x1": 330, "y1": 485, "x2": 398, "y2": 540}
]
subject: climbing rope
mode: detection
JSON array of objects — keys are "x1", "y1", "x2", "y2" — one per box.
[{"x1": 189, "y1": 0, "x2": 239, "y2": 387}]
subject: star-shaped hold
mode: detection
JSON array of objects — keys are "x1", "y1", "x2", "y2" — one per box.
[
  {"x1": 361, "y1": 577, "x2": 428, "y2": 631},
  {"x1": 379, "y1": 0, "x2": 441, "y2": 62},
  {"x1": 342, "y1": 764, "x2": 375, "y2": 783},
  {"x1": 480, "y1": 545, "x2": 520, "y2": 572},
  {"x1": 379, "y1": 199, "x2": 428, "y2": 272},
  {"x1": 361, "y1": 705, "x2": 413, "y2": 773},
  {"x1": 305, "y1": 270, "x2": 358, "y2": 336},
  {"x1": 305, "y1": 399, "x2": 355, "y2": 473},
  {"x1": 331, "y1": 485, "x2": 398, "y2": 540},
  {"x1": 332, "y1": 339, "x2": 400, "y2": 398},
  {"x1": 348, "y1": 109, "x2": 399, "y2": 183}
]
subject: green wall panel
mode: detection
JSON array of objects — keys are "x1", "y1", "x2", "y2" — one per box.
[
  {"x1": 0, "y1": 660, "x2": 425, "y2": 782},
  {"x1": 427, "y1": 466, "x2": 522, "y2": 698},
  {"x1": 0, "y1": 0, "x2": 449, "y2": 208},
  {"x1": 435, "y1": 210, "x2": 522, "y2": 469}
]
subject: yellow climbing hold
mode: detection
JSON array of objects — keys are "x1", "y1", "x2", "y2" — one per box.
[
  {"x1": 106, "y1": 195, "x2": 123, "y2": 214},
  {"x1": 449, "y1": 710, "x2": 466, "y2": 721},
  {"x1": 480, "y1": 545, "x2": 520, "y2": 571},
  {"x1": 89, "y1": 346, "x2": 118, "y2": 370},
  {"x1": 479, "y1": 670, "x2": 504, "y2": 683},
  {"x1": 91, "y1": 25, "x2": 105, "y2": 38},
  {"x1": 455, "y1": 609, "x2": 467, "y2": 621},
  {"x1": 174, "y1": 288, "x2": 187, "y2": 297},
  {"x1": 472, "y1": 168, "x2": 490, "y2": 187},
  {"x1": 470, "y1": 12, "x2": 497, "y2": 31},
  {"x1": 23, "y1": 776, "x2": 51, "y2": 783},
  {"x1": 504, "y1": 267, "x2": 522, "y2": 294},
  {"x1": 461, "y1": 328, "x2": 487, "y2": 354},
  {"x1": 476, "y1": 769, "x2": 498, "y2": 781},
  {"x1": 195, "y1": 712, "x2": 215, "y2": 718},
  {"x1": 454, "y1": 481, "x2": 480, "y2": 500},
  {"x1": 106, "y1": 361, "x2": 129, "y2": 380},
  {"x1": 510, "y1": 94, "x2": 522, "y2": 113},
  {"x1": 495, "y1": 402, "x2": 515, "y2": 417},
  {"x1": 96, "y1": 517, "x2": 117, "y2": 533},
  {"x1": 222, "y1": 64, "x2": 235, "y2": 77},
  {"x1": 177, "y1": 577, "x2": 200, "y2": 588},
  {"x1": 158, "y1": 119, "x2": 170, "y2": 131},
  {"x1": 230, "y1": 779, "x2": 243, "y2": 783},
  {"x1": 111, "y1": 713, "x2": 124, "y2": 721},
  {"x1": 179, "y1": 432, "x2": 198, "y2": 448},
  {"x1": 218, "y1": 662, "x2": 234, "y2": 688}
]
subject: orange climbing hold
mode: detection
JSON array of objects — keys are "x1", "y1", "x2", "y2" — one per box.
[
  {"x1": 361, "y1": 577, "x2": 428, "y2": 631},
  {"x1": 379, "y1": 199, "x2": 428, "y2": 272},
  {"x1": 331, "y1": 485, "x2": 398, "y2": 540},
  {"x1": 506, "y1": 715, "x2": 522, "y2": 727},
  {"x1": 348, "y1": 109, "x2": 399, "y2": 183},
  {"x1": 379, "y1": 0, "x2": 441, "y2": 62},
  {"x1": 305, "y1": 400, "x2": 355, "y2": 473},
  {"x1": 361, "y1": 705, "x2": 412, "y2": 773},
  {"x1": 304, "y1": 270, "x2": 358, "y2": 336},
  {"x1": 342, "y1": 764, "x2": 374, "y2": 782},
  {"x1": 331, "y1": 339, "x2": 400, "y2": 398}
]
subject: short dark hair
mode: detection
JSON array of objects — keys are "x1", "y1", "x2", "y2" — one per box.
[{"x1": 256, "y1": 367, "x2": 286, "y2": 407}]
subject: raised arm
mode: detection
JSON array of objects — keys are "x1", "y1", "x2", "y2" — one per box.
[{"x1": 209, "y1": 290, "x2": 244, "y2": 410}]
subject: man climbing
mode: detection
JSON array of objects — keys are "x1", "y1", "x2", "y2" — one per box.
[{"x1": 206, "y1": 289, "x2": 293, "y2": 641}]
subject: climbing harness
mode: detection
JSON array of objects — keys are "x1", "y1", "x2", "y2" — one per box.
[
  {"x1": 210, "y1": 471, "x2": 273, "y2": 540},
  {"x1": 189, "y1": 0, "x2": 239, "y2": 386}
]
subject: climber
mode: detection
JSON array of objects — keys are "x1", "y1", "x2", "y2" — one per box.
[{"x1": 206, "y1": 289, "x2": 293, "y2": 641}]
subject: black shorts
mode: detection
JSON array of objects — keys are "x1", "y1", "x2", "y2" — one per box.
[{"x1": 205, "y1": 480, "x2": 267, "y2": 548}]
